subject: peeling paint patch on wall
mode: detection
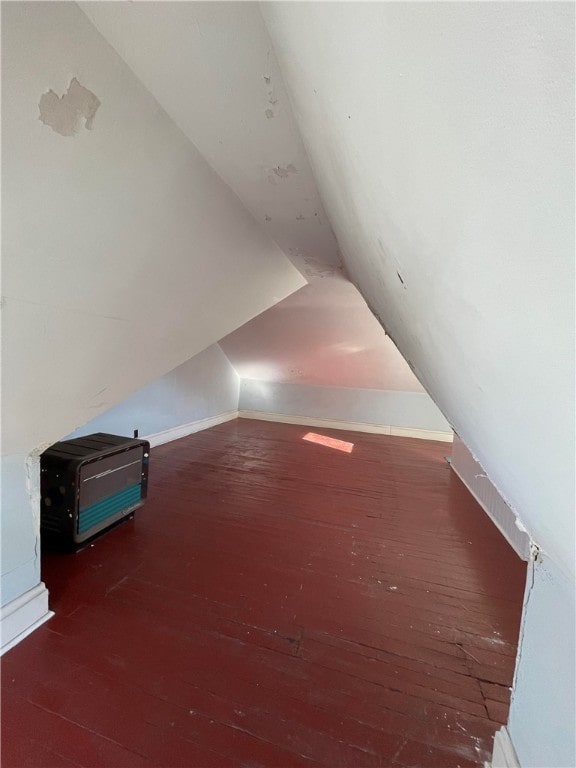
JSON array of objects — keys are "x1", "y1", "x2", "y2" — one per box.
[
  {"x1": 263, "y1": 73, "x2": 279, "y2": 118},
  {"x1": 273, "y1": 163, "x2": 297, "y2": 179},
  {"x1": 302, "y1": 255, "x2": 338, "y2": 279},
  {"x1": 39, "y1": 77, "x2": 100, "y2": 136}
]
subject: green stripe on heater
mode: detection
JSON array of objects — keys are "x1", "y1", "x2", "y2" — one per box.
[{"x1": 78, "y1": 483, "x2": 142, "y2": 534}]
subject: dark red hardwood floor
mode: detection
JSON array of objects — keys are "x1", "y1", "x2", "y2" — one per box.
[{"x1": 2, "y1": 419, "x2": 526, "y2": 767}]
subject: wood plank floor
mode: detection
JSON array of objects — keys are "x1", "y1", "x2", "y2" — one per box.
[{"x1": 2, "y1": 418, "x2": 526, "y2": 768}]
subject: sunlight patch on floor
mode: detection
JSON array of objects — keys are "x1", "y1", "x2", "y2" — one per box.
[{"x1": 302, "y1": 432, "x2": 354, "y2": 453}]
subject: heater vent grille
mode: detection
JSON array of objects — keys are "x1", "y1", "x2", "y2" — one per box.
[{"x1": 78, "y1": 483, "x2": 142, "y2": 534}]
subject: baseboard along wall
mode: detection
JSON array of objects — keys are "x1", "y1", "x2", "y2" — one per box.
[
  {"x1": 144, "y1": 410, "x2": 239, "y2": 447},
  {"x1": 449, "y1": 435, "x2": 531, "y2": 560},
  {"x1": 238, "y1": 410, "x2": 453, "y2": 442},
  {"x1": 1, "y1": 582, "x2": 53, "y2": 656},
  {"x1": 145, "y1": 409, "x2": 454, "y2": 448},
  {"x1": 486, "y1": 727, "x2": 522, "y2": 768}
]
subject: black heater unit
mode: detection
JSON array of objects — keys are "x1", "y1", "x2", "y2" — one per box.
[{"x1": 40, "y1": 433, "x2": 150, "y2": 550}]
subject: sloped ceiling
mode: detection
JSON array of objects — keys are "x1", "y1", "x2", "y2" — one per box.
[
  {"x1": 2, "y1": 1, "x2": 305, "y2": 455},
  {"x1": 82, "y1": 1, "x2": 338, "y2": 273},
  {"x1": 81, "y1": 1, "x2": 423, "y2": 392},
  {"x1": 262, "y1": 2, "x2": 574, "y2": 575},
  {"x1": 220, "y1": 275, "x2": 422, "y2": 390}
]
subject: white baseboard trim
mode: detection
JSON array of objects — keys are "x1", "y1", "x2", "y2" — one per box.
[
  {"x1": 238, "y1": 410, "x2": 453, "y2": 442},
  {"x1": 485, "y1": 727, "x2": 521, "y2": 768},
  {"x1": 145, "y1": 410, "x2": 239, "y2": 447},
  {"x1": 450, "y1": 436, "x2": 531, "y2": 560},
  {"x1": 144, "y1": 409, "x2": 454, "y2": 448},
  {"x1": 1, "y1": 582, "x2": 53, "y2": 655},
  {"x1": 389, "y1": 425, "x2": 453, "y2": 442}
]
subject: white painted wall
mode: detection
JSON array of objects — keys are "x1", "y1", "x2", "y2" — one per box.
[
  {"x1": 1, "y1": 1, "x2": 303, "y2": 607},
  {"x1": 509, "y1": 556, "x2": 575, "y2": 768},
  {"x1": 262, "y1": 3, "x2": 575, "y2": 764},
  {"x1": 240, "y1": 380, "x2": 451, "y2": 435},
  {"x1": 1, "y1": 457, "x2": 43, "y2": 607},
  {"x1": 81, "y1": 0, "x2": 428, "y2": 400},
  {"x1": 2, "y1": 1, "x2": 303, "y2": 456},
  {"x1": 79, "y1": 1, "x2": 339, "y2": 274},
  {"x1": 263, "y1": 1, "x2": 574, "y2": 573},
  {"x1": 65, "y1": 344, "x2": 239, "y2": 442},
  {"x1": 221, "y1": 275, "x2": 425, "y2": 391}
]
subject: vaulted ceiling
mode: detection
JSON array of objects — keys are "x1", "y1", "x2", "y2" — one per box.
[
  {"x1": 7, "y1": 0, "x2": 570, "y2": 577},
  {"x1": 261, "y1": 1, "x2": 573, "y2": 576},
  {"x1": 81, "y1": 0, "x2": 422, "y2": 392},
  {"x1": 80, "y1": 2, "x2": 573, "y2": 578}
]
